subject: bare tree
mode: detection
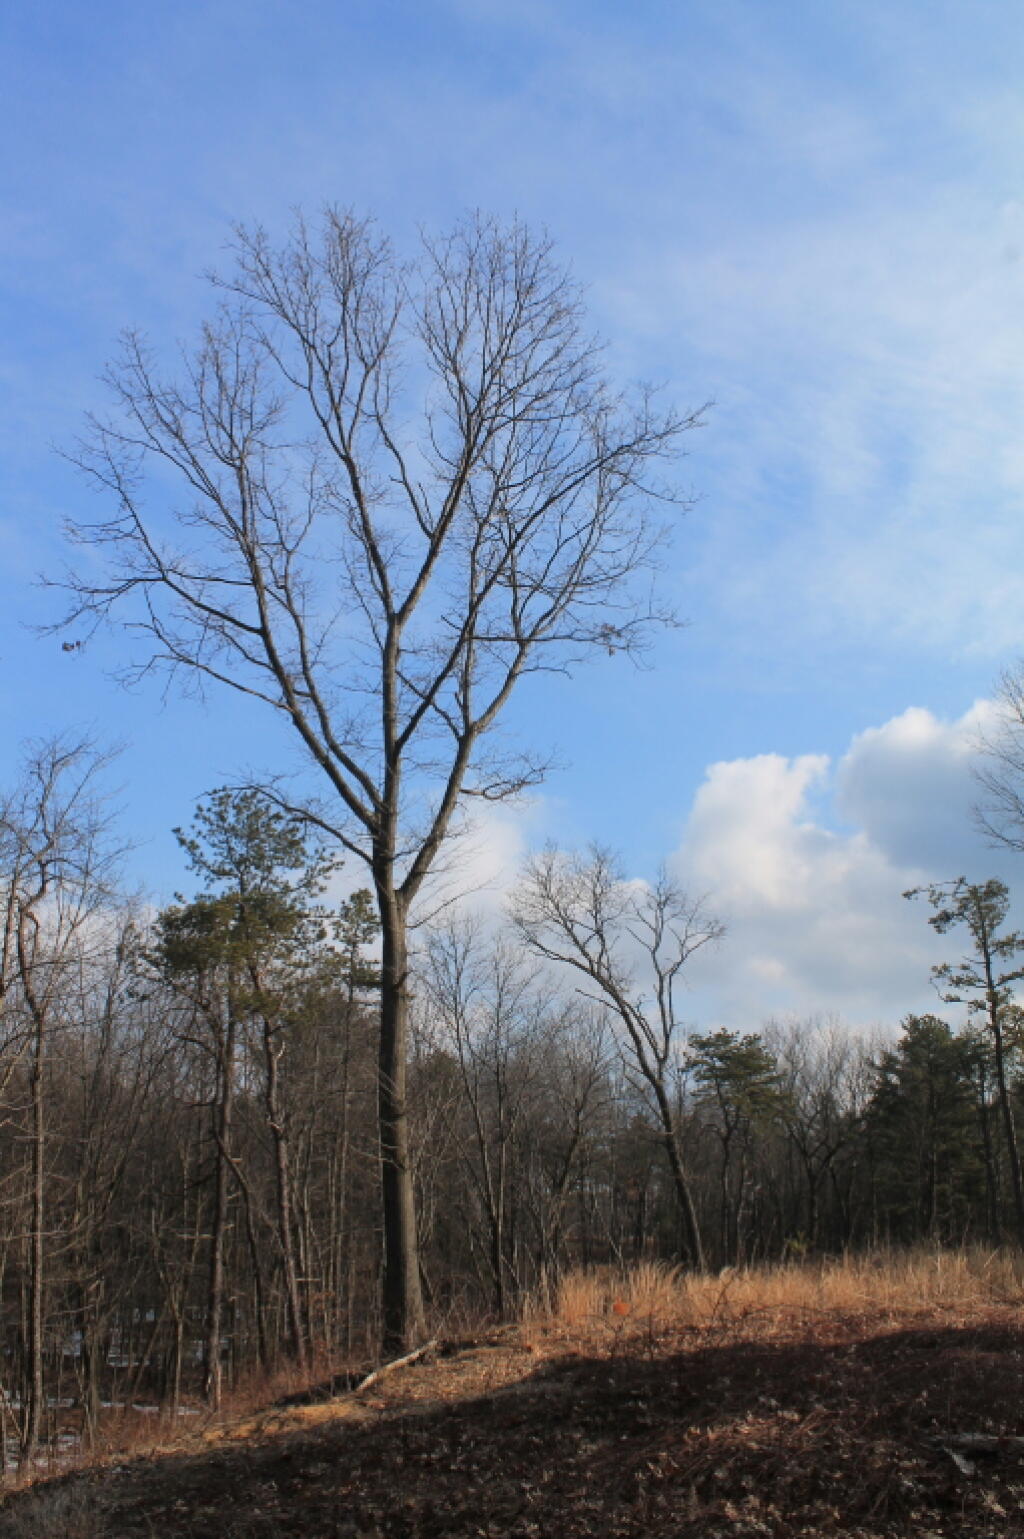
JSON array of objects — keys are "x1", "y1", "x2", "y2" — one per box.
[
  {"x1": 975, "y1": 667, "x2": 1024, "y2": 851},
  {"x1": 422, "y1": 923, "x2": 575, "y2": 1317},
  {"x1": 0, "y1": 739, "x2": 121, "y2": 1460},
  {"x1": 520, "y1": 1007, "x2": 610, "y2": 1284},
  {"x1": 57, "y1": 211, "x2": 703, "y2": 1348},
  {"x1": 764, "y1": 1017, "x2": 861, "y2": 1251},
  {"x1": 512, "y1": 847, "x2": 724, "y2": 1270}
]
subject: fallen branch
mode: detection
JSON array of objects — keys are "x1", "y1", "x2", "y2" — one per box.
[
  {"x1": 928, "y1": 1432, "x2": 1024, "y2": 1476},
  {"x1": 355, "y1": 1339, "x2": 437, "y2": 1394},
  {"x1": 943, "y1": 1433, "x2": 1024, "y2": 1455}
]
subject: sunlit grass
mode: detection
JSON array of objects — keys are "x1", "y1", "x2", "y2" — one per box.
[{"x1": 528, "y1": 1246, "x2": 1024, "y2": 1338}]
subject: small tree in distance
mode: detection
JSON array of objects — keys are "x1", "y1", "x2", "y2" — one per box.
[
  {"x1": 156, "y1": 790, "x2": 339, "y2": 1397},
  {"x1": 57, "y1": 211, "x2": 705, "y2": 1349},
  {"x1": 689, "y1": 1028, "x2": 784, "y2": 1266},
  {"x1": 905, "y1": 877, "x2": 1024, "y2": 1243},
  {"x1": 513, "y1": 847, "x2": 724, "y2": 1270}
]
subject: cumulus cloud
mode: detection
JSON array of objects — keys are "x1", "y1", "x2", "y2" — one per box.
[
  {"x1": 680, "y1": 752, "x2": 833, "y2": 912},
  {"x1": 399, "y1": 700, "x2": 1021, "y2": 1030},
  {"x1": 836, "y1": 700, "x2": 1003, "y2": 873},
  {"x1": 670, "y1": 700, "x2": 1017, "y2": 1028},
  {"x1": 386, "y1": 700, "x2": 1024, "y2": 1033}
]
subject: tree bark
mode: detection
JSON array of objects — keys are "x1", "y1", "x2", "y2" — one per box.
[
  {"x1": 24, "y1": 988, "x2": 45, "y2": 1463},
  {"x1": 376, "y1": 885, "x2": 427, "y2": 1352},
  {"x1": 204, "y1": 1008, "x2": 236, "y2": 1409},
  {"x1": 989, "y1": 1009, "x2": 1024, "y2": 1243},
  {"x1": 262, "y1": 1016, "x2": 307, "y2": 1370},
  {"x1": 652, "y1": 1078, "x2": 705, "y2": 1271}
]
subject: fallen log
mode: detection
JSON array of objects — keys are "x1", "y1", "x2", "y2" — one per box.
[
  {"x1": 940, "y1": 1433, "x2": 1024, "y2": 1456},
  {"x1": 355, "y1": 1340, "x2": 438, "y2": 1395}
]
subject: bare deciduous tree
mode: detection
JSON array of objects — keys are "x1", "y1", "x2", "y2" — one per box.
[
  {"x1": 0, "y1": 739, "x2": 121, "y2": 1458},
  {"x1": 423, "y1": 922, "x2": 578, "y2": 1318},
  {"x1": 512, "y1": 847, "x2": 724, "y2": 1270},
  {"x1": 58, "y1": 211, "x2": 704, "y2": 1348},
  {"x1": 975, "y1": 668, "x2": 1024, "y2": 851},
  {"x1": 764, "y1": 1017, "x2": 861, "y2": 1252}
]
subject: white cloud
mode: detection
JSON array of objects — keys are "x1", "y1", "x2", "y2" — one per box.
[
  {"x1": 416, "y1": 701, "x2": 1023, "y2": 1031},
  {"x1": 670, "y1": 700, "x2": 1018, "y2": 1027},
  {"x1": 680, "y1": 752, "x2": 832, "y2": 911},
  {"x1": 605, "y1": 103, "x2": 1024, "y2": 661},
  {"x1": 836, "y1": 700, "x2": 1002, "y2": 872}
]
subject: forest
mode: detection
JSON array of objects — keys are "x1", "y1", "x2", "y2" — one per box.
[
  {"x1": 4, "y1": 212, "x2": 1024, "y2": 1489},
  {"x1": 1, "y1": 735, "x2": 1021, "y2": 1471}
]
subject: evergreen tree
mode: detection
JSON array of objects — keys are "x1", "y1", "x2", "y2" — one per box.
[
  {"x1": 689, "y1": 1029, "x2": 784, "y2": 1265},
  {"x1": 865, "y1": 1015, "x2": 981, "y2": 1244},
  {"x1": 906, "y1": 879, "x2": 1024, "y2": 1242},
  {"x1": 156, "y1": 790, "x2": 345, "y2": 1391}
]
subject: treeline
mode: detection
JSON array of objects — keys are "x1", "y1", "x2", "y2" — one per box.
[{"x1": 1, "y1": 744, "x2": 1023, "y2": 1465}]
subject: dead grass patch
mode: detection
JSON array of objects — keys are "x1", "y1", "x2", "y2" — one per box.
[{"x1": 529, "y1": 1247, "x2": 1024, "y2": 1343}]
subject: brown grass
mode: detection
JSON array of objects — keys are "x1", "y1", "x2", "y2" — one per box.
[
  {"x1": 530, "y1": 1246, "x2": 1024, "y2": 1339},
  {"x1": 0, "y1": 1347, "x2": 367, "y2": 1503}
]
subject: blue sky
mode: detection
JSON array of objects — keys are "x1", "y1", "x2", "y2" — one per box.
[{"x1": 5, "y1": 0, "x2": 1024, "y2": 1025}]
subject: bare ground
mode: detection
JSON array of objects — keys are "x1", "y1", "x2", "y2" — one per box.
[{"x1": 5, "y1": 1273, "x2": 1024, "y2": 1537}]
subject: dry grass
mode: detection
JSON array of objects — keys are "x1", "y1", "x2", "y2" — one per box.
[{"x1": 531, "y1": 1247, "x2": 1024, "y2": 1339}]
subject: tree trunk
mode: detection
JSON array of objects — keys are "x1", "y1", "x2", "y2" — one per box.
[
  {"x1": 652, "y1": 1079, "x2": 705, "y2": 1270},
  {"x1": 168, "y1": 1309, "x2": 184, "y2": 1419},
  {"x1": 263, "y1": 1020, "x2": 307, "y2": 1370},
  {"x1": 990, "y1": 1008, "x2": 1024, "y2": 1243},
  {"x1": 488, "y1": 1188, "x2": 506, "y2": 1321},
  {"x1": 233, "y1": 1168, "x2": 268, "y2": 1373},
  {"x1": 24, "y1": 1003, "x2": 45, "y2": 1464},
  {"x1": 204, "y1": 1010, "x2": 236, "y2": 1408},
  {"x1": 976, "y1": 1066, "x2": 1002, "y2": 1246},
  {"x1": 376, "y1": 885, "x2": 427, "y2": 1352}
]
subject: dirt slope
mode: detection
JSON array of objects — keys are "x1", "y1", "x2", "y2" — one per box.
[{"x1": 4, "y1": 1307, "x2": 1024, "y2": 1538}]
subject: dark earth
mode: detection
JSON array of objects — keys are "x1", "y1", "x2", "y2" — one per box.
[{"x1": 4, "y1": 1308, "x2": 1024, "y2": 1538}]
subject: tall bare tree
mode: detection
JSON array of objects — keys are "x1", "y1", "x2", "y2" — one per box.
[{"x1": 58, "y1": 212, "x2": 703, "y2": 1347}]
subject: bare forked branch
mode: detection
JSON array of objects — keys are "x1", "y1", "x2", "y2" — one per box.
[{"x1": 58, "y1": 212, "x2": 702, "y2": 872}]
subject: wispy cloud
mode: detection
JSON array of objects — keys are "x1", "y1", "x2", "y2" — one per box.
[{"x1": 5, "y1": 0, "x2": 1024, "y2": 904}]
